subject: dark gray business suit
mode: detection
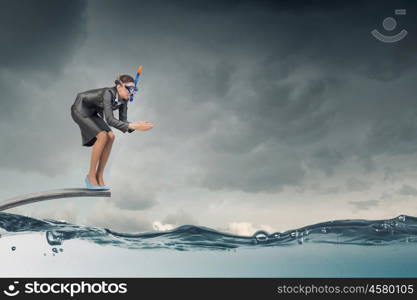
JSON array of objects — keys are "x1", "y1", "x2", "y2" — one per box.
[{"x1": 71, "y1": 86, "x2": 134, "y2": 147}]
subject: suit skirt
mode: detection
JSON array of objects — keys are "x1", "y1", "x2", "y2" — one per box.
[{"x1": 71, "y1": 105, "x2": 111, "y2": 147}]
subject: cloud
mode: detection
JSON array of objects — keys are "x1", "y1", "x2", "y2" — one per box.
[
  {"x1": 220, "y1": 221, "x2": 274, "y2": 236},
  {"x1": 0, "y1": 0, "x2": 87, "y2": 74},
  {"x1": 321, "y1": 186, "x2": 340, "y2": 195},
  {"x1": 398, "y1": 184, "x2": 417, "y2": 196},
  {"x1": 102, "y1": 145, "x2": 172, "y2": 211},
  {"x1": 0, "y1": 0, "x2": 87, "y2": 176},
  {"x1": 110, "y1": 183, "x2": 158, "y2": 211},
  {"x1": 1, "y1": 0, "x2": 417, "y2": 202},
  {"x1": 349, "y1": 199, "x2": 379, "y2": 211},
  {"x1": 85, "y1": 200, "x2": 153, "y2": 233},
  {"x1": 194, "y1": 138, "x2": 306, "y2": 193},
  {"x1": 161, "y1": 209, "x2": 197, "y2": 226},
  {"x1": 346, "y1": 178, "x2": 372, "y2": 192},
  {"x1": 150, "y1": 209, "x2": 198, "y2": 232},
  {"x1": 309, "y1": 183, "x2": 340, "y2": 194},
  {"x1": 152, "y1": 221, "x2": 174, "y2": 231}
]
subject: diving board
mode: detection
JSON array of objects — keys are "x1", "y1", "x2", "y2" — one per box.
[{"x1": 0, "y1": 188, "x2": 111, "y2": 211}]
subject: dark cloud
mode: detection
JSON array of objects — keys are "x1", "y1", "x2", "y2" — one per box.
[
  {"x1": 0, "y1": 0, "x2": 87, "y2": 74},
  {"x1": 309, "y1": 183, "x2": 340, "y2": 194},
  {"x1": 321, "y1": 186, "x2": 340, "y2": 194},
  {"x1": 398, "y1": 184, "x2": 417, "y2": 196},
  {"x1": 1, "y1": 0, "x2": 417, "y2": 196},
  {"x1": 365, "y1": 107, "x2": 417, "y2": 156},
  {"x1": 0, "y1": 0, "x2": 88, "y2": 176},
  {"x1": 346, "y1": 178, "x2": 372, "y2": 192},
  {"x1": 194, "y1": 140, "x2": 306, "y2": 192}
]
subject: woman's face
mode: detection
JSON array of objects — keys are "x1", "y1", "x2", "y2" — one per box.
[{"x1": 117, "y1": 82, "x2": 135, "y2": 100}]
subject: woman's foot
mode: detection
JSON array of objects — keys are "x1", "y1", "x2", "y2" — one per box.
[
  {"x1": 96, "y1": 174, "x2": 110, "y2": 190},
  {"x1": 96, "y1": 173, "x2": 105, "y2": 186},
  {"x1": 85, "y1": 174, "x2": 103, "y2": 190},
  {"x1": 87, "y1": 173, "x2": 100, "y2": 187}
]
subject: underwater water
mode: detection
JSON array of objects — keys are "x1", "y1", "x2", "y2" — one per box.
[{"x1": 0, "y1": 212, "x2": 416, "y2": 277}]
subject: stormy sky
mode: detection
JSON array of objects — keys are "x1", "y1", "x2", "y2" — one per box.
[{"x1": 1, "y1": 0, "x2": 417, "y2": 234}]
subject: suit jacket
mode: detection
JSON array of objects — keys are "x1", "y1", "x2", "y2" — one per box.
[{"x1": 72, "y1": 86, "x2": 134, "y2": 133}]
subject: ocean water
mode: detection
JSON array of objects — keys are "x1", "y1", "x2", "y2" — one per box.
[{"x1": 0, "y1": 212, "x2": 416, "y2": 277}]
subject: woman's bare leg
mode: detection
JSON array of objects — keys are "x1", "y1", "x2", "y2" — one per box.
[
  {"x1": 96, "y1": 131, "x2": 115, "y2": 186},
  {"x1": 87, "y1": 131, "x2": 108, "y2": 186}
]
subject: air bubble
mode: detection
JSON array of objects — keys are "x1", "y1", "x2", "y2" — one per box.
[
  {"x1": 253, "y1": 230, "x2": 269, "y2": 243},
  {"x1": 390, "y1": 220, "x2": 398, "y2": 227},
  {"x1": 46, "y1": 231, "x2": 64, "y2": 246}
]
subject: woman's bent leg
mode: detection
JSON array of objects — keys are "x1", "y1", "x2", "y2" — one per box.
[
  {"x1": 87, "y1": 131, "x2": 108, "y2": 186},
  {"x1": 96, "y1": 131, "x2": 115, "y2": 186}
]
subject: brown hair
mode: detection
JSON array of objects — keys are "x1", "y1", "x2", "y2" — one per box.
[{"x1": 114, "y1": 74, "x2": 134, "y2": 86}]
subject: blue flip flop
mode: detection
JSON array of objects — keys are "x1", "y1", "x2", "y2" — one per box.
[
  {"x1": 99, "y1": 185, "x2": 110, "y2": 190},
  {"x1": 85, "y1": 176, "x2": 104, "y2": 190}
]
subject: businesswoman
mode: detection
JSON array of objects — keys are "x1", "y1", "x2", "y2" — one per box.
[{"x1": 71, "y1": 74, "x2": 153, "y2": 190}]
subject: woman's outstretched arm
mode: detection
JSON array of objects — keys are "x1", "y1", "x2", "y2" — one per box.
[
  {"x1": 102, "y1": 90, "x2": 130, "y2": 133},
  {"x1": 119, "y1": 102, "x2": 135, "y2": 133}
]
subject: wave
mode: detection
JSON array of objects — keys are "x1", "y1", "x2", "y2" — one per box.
[{"x1": 1, "y1": 213, "x2": 417, "y2": 251}]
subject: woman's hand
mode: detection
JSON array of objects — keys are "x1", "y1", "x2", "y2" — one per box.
[{"x1": 129, "y1": 121, "x2": 154, "y2": 131}]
